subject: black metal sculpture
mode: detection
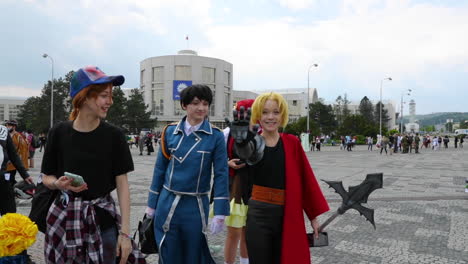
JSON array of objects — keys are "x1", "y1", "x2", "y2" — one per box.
[{"x1": 309, "y1": 173, "x2": 383, "y2": 247}]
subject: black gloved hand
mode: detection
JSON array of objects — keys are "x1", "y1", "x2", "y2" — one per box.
[{"x1": 227, "y1": 106, "x2": 253, "y2": 145}]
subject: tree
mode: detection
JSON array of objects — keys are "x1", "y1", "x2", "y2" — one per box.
[
  {"x1": 461, "y1": 121, "x2": 468, "y2": 129},
  {"x1": 358, "y1": 96, "x2": 374, "y2": 123},
  {"x1": 334, "y1": 96, "x2": 344, "y2": 126},
  {"x1": 106, "y1": 86, "x2": 128, "y2": 129},
  {"x1": 17, "y1": 71, "x2": 73, "y2": 133},
  {"x1": 374, "y1": 101, "x2": 390, "y2": 129},
  {"x1": 310, "y1": 101, "x2": 337, "y2": 136},
  {"x1": 338, "y1": 115, "x2": 377, "y2": 137},
  {"x1": 125, "y1": 88, "x2": 157, "y2": 133},
  {"x1": 342, "y1": 93, "x2": 351, "y2": 118},
  {"x1": 445, "y1": 122, "x2": 453, "y2": 133},
  {"x1": 284, "y1": 116, "x2": 318, "y2": 136}
]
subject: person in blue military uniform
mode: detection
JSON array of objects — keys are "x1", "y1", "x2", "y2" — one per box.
[{"x1": 146, "y1": 84, "x2": 229, "y2": 264}]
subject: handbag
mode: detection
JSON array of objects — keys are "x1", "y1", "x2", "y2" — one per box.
[
  {"x1": 136, "y1": 215, "x2": 158, "y2": 254},
  {"x1": 28, "y1": 183, "x2": 59, "y2": 233}
]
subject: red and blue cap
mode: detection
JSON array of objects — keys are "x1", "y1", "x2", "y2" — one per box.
[{"x1": 70, "y1": 66, "x2": 125, "y2": 98}]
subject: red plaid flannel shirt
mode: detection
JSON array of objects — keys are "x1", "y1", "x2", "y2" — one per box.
[{"x1": 44, "y1": 193, "x2": 146, "y2": 264}]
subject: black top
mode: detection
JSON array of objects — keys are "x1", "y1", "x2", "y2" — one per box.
[
  {"x1": 0, "y1": 126, "x2": 29, "y2": 179},
  {"x1": 253, "y1": 138, "x2": 285, "y2": 190},
  {"x1": 41, "y1": 120, "x2": 134, "y2": 230}
]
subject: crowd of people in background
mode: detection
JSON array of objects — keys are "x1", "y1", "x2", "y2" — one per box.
[{"x1": 302, "y1": 133, "x2": 465, "y2": 154}]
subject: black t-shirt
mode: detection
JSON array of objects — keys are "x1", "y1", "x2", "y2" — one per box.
[
  {"x1": 41, "y1": 120, "x2": 134, "y2": 229},
  {"x1": 253, "y1": 138, "x2": 285, "y2": 189}
]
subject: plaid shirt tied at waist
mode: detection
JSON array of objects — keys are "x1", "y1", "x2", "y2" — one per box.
[{"x1": 44, "y1": 192, "x2": 146, "y2": 264}]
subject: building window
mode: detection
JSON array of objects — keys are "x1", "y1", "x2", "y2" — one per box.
[
  {"x1": 175, "y1": 66, "x2": 191, "y2": 80},
  {"x1": 224, "y1": 71, "x2": 231, "y2": 86},
  {"x1": 152, "y1": 83, "x2": 164, "y2": 115},
  {"x1": 152, "y1": 66, "x2": 164, "y2": 82},
  {"x1": 224, "y1": 87, "x2": 230, "y2": 117},
  {"x1": 202, "y1": 67, "x2": 215, "y2": 83},
  {"x1": 293, "y1": 100, "x2": 297, "y2": 106},
  {"x1": 140, "y1": 70, "x2": 145, "y2": 88}
]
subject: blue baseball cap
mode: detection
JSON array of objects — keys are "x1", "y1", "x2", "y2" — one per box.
[{"x1": 70, "y1": 66, "x2": 125, "y2": 98}]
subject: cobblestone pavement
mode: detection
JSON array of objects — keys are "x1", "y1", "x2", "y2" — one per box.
[{"x1": 17, "y1": 144, "x2": 467, "y2": 263}]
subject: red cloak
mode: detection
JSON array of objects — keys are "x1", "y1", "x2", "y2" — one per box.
[{"x1": 280, "y1": 133, "x2": 330, "y2": 264}]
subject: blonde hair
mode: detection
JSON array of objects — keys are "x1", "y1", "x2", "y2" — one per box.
[
  {"x1": 250, "y1": 92, "x2": 289, "y2": 127},
  {"x1": 69, "y1": 83, "x2": 112, "y2": 120}
]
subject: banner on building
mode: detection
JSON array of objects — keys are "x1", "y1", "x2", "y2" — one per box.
[{"x1": 173, "y1": 80, "x2": 192, "y2": 100}]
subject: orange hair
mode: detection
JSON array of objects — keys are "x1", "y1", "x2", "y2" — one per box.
[{"x1": 69, "y1": 83, "x2": 112, "y2": 120}]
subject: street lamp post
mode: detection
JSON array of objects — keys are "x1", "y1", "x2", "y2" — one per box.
[
  {"x1": 379, "y1": 77, "x2": 392, "y2": 137},
  {"x1": 399, "y1": 89, "x2": 412, "y2": 133},
  {"x1": 42, "y1": 54, "x2": 54, "y2": 129},
  {"x1": 307, "y1": 63, "x2": 318, "y2": 133}
]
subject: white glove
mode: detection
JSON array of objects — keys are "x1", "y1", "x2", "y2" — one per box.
[
  {"x1": 210, "y1": 215, "x2": 225, "y2": 235},
  {"x1": 145, "y1": 207, "x2": 155, "y2": 218}
]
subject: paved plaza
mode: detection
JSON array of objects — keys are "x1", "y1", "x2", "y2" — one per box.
[{"x1": 18, "y1": 143, "x2": 468, "y2": 263}]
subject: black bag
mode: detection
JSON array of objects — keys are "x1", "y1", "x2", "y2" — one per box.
[
  {"x1": 32, "y1": 135, "x2": 40, "y2": 149},
  {"x1": 137, "y1": 215, "x2": 158, "y2": 254},
  {"x1": 28, "y1": 183, "x2": 59, "y2": 233}
]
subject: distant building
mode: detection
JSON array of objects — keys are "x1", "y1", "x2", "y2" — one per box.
[
  {"x1": 0, "y1": 97, "x2": 26, "y2": 122},
  {"x1": 140, "y1": 50, "x2": 233, "y2": 130},
  {"x1": 405, "y1": 99, "x2": 419, "y2": 132}
]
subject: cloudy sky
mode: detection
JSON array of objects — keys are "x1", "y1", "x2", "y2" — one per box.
[{"x1": 1, "y1": 0, "x2": 467, "y2": 114}]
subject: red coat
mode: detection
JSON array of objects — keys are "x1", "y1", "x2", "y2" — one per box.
[{"x1": 280, "y1": 133, "x2": 330, "y2": 264}]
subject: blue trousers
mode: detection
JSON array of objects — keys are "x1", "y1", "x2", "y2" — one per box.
[{"x1": 154, "y1": 189, "x2": 215, "y2": 264}]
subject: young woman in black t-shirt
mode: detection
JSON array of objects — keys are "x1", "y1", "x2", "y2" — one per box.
[{"x1": 41, "y1": 66, "x2": 142, "y2": 264}]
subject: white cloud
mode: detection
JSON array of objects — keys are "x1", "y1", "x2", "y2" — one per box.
[
  {"x1": 201, "y1": 0, "x2": 468, "y2": 99},
  {"x1": 28, "y1": 0, "x2": 212, "y2": 53},
  {"x1": 0, "y1": 86, "x2": 41, "y2": 98},
  {"x1": 277, "y1": 0, "x2": 316, "y2": 10}
]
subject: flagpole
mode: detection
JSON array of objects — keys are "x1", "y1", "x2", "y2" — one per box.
[{"x1": 186, "y1": 35, "x2": 189, "y2": 49}]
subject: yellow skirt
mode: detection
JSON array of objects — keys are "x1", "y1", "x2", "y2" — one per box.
[{"x1": 210, "y1": 199, "x2": 248, "y2": 228}]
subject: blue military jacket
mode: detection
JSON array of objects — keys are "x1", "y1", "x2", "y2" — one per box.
[{"x1": 147, "y1": 117, "x2": 230, "y2": 216}]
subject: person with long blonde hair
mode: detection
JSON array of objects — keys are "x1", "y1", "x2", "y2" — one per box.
[
  {"x1": 232, "y1": 92, "x2": 329, "y2": 264},
  {"x1": 41, "y1": 66, "x2": 145, "y2": 264}
]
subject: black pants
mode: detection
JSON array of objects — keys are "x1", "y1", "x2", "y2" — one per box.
[
  {"x1": 245, "y1": 200, "x2": 284, "y2": 264},
  {"x1": 0, "y1": 172, "x2": 16, "y2": 215}
]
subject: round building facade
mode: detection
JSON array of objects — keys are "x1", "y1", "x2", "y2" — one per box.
[{"x1": 140, "y1": 50, "x2": 233, "y2": 130}]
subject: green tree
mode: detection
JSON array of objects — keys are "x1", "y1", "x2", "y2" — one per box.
[
  {"x1": 106, "y1": 86, "x2": 128, "y2": 129},
  {"x1": 342, "y1": 93, "x2": 351, "y2": 118},
  {"x1": 310, "y1": 101, "x2": 337, "y2": 136},
  {"x1": 17, "y1": 71, "x2": 73, "y2": 133},
  {"x1": 358, "y1": 96, "x2": 374, "y2": 123},
  {"x1": 334, "y1": 95, "x2": 344, "y2": 127},
  {"x1": 338, "y1": 114, "x2": 377, "y2": 137},
  {"x1": 125, "y1": 88, "x2": 157, "y2": 133},
  {"x1": 445, "y1": 122, "x2": 453, "y2": 133},
  {"x1": 460, "y1": 121, "x2": 468, "y2": 129},
  {"x1": 374, "y1": 101, "x2": 390, "y2": 129}
]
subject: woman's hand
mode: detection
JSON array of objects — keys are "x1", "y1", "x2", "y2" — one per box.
[
  {"x1": 311, "y1": 218, "x2": 320, "y2": 238},
  {"x1": 228, "y1": 159, "x2": 246, "y2": 170},
  {"x1": 54, "y1": 176, "x2": 88, "y2": 193},
  {"x1": 116, "y1": 233, "x2": 132, "y2": 264}
]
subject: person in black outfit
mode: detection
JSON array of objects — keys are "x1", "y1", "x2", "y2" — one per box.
[
  {"x1": 0, "y1": 124, "x2": 33, "y2": 215},
  {"x1": 40, "y1": 66, "x2": 142, "y2": 263}
]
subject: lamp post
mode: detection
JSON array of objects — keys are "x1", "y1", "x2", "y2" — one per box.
[
  {"x1": 399, "y1": 89, "x2": 412, "y2": 133},
  {"x1": 379, "y1": 77, "x2": 392, "y2": 137},
  {"x1": 42, "y1": 54, "x2": 54, "y2": 129},
  {"x1": 307, "y1": 63, "x2": 318, "y2": 133}
]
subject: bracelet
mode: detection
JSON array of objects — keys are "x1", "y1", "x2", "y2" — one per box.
[{"x1": 119, "y1": 231, "x2": 132, "y2": 240}]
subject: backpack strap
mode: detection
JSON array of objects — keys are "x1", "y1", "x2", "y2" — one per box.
[{"x1": 160, "y1": 125, "x2": 171, "y2": 160}]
